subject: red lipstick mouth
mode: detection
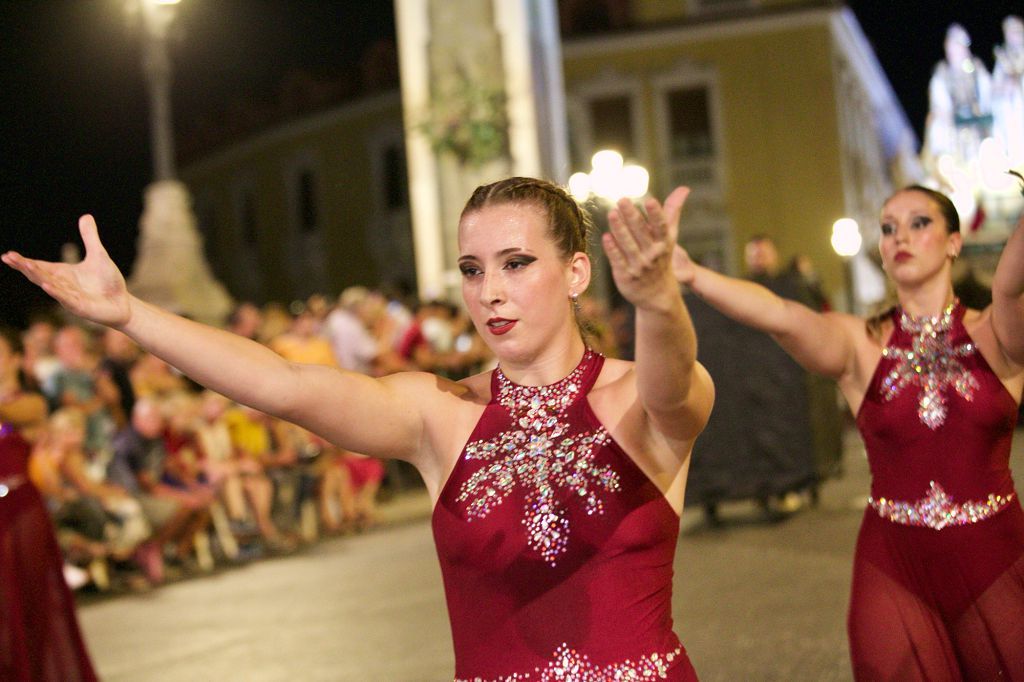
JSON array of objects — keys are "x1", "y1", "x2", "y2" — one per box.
[
  {"x1": 894, "y1": 251, "x2": 911, "y2": 262},
  {"x1": 486, "y1": 318, "x2": 516, "y2": 335}
]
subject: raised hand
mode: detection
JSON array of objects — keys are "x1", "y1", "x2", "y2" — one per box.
[
  {"x1": 602, "y1": 187, "x2": 689, "y2": 310},
  {"x1": 2, "y1": 215, "x2": 132, "y2": 328},
  {"x1": 671, "y1": 244, "x2": 697, "y2": 286}
]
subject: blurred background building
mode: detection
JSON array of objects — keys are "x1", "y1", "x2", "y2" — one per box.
[{"x1": 174, "y1": 0, "x2": 916, "y2": 315}]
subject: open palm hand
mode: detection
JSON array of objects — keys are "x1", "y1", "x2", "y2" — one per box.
[
  {"x1": 2, "y1": 215, "x2": 131, "y2": 328},
  {"x1": 602, "y1": 187, "x2": 689, "y2": 310}
]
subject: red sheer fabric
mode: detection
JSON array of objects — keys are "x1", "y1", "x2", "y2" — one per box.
[
  {"x1": 851, "y1": 304, "x2": 1024, "y2": 680},
  {"x1": 433, "y1": 350, "x2": 697, "y2": 681},
  {"x1": 0, "y1": 422, "x2": 98, "y2": 682}
]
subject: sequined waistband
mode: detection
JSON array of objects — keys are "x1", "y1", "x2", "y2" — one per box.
[
  {"x1": 0, "y1": 475, "x2": 27, "y2": 498},
  {"x1": 455, "y1": 643, "x2": 683, "y2": 682},
  {"x1": 868, "y1": 481, "x2": 1014, "y2": 530}
]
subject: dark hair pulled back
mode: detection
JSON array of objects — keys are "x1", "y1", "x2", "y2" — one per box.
[
  {"x1": 460, "y1": 177, "x2": 593, "y2": 259},
  {"x1": 890, "y1": 185, "x2": 960, "y2": 233}
]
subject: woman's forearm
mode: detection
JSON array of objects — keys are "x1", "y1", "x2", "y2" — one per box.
[
  {"x1": 687, "y1": 264, "x2": 791, "y2": 334},
  {"x1": 634, "y1": 294, "x2": 697, "y2": 401},
  {"x1": 685, "y1": 263, "x2": 853, "y2": 379}
]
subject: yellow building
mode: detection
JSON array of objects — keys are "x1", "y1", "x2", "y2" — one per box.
[
  {"x1": 183, "y1": 90, "x2": 414, "y2": 304},
  {"x1": 560, "y1": 0, "x2": 919, "y2": 307},
  {"x1": 180, "y1": 0, "x2": 917, "y2": 310}
]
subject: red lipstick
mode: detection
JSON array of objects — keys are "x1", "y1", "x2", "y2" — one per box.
[{"x1": 486, "y1": 318, "x2": 516, "y2": 335}]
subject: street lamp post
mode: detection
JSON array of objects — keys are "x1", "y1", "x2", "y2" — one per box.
[
  {"x1": 138, "y1": 0, "x2": 179, "y2": 181},
  {"x1": 125, "y1": 0, "x2": 232, "y2": 325}
]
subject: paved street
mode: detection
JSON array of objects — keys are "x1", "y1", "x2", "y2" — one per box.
[{"x1": 78, "y1": 427, "x2": 1024, "y2": 681}]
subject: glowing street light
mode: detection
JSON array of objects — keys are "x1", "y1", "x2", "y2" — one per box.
[
  {"x1": 831, "y1": 217, "x2": 861, "y2": 313},
  {"x1": 569, "y1": 149, "x2": 649, "y2": 203},
  {"x1": 830, "y1": 218, "x2": 862, "y2": 258}
]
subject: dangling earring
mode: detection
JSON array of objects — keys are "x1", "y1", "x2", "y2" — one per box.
[
  {"x1": 949, "y1": 250, "x2": 959, "y2": 262},
  {"x1": 570, "y1": 292, "x2": 581, "y2": 313}
]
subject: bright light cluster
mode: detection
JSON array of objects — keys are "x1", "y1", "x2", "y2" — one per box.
[{"x1": 569, "y1": 150, "x2": 649, "y2": 202}]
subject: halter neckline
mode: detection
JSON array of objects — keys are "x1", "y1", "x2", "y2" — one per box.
[{"x1": 494, "y1": 348, "x2": 597, "y2": 390}]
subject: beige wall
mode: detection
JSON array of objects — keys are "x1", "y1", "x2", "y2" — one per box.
[
  {"x1": 183, "y1": 6, "x2": 900, "y2": 310},
  {"x1": 182, "y1": 96, "x2": 406, "y2": 303}
]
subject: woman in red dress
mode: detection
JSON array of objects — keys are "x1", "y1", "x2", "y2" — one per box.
[
  {"x1": 3, "y1": 178, "x2": 715, "y2": 680},
  {"x1": 0, "y1": 325, "x2": 98, "y2": 681},
  {"x1": 671, "y1": 184, "x2": 1024, "y2": 680}
]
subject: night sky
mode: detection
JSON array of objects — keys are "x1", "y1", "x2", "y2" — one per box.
[{"x1": 0, "y1": 1, "x2": 1019, "y2": 327}]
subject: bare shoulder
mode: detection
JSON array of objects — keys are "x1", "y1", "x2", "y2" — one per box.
[
  {"x1": 378, "y1": 368, "x2": 475, "y2": 402},
  {"x1": 374, "y1": 369, "x2": 486, "y2": 435},
  {"x1": 594, "y1": 356, "x2": 634, "y2": 386},
  {"x1": 377, "y1": 369, "x2": 493, "y2": 495},
  {"x1": 965, "y1": 306, "x2": 1024, "y2": 376},
  {"x1": 577, "y1": 357, "x2": 634, "y2": 421},
  {"x1": 964, "y1": 306, "x2": 998, "y2": 355},
  {"x1": 455, "y1": 368, "x2": 496, "y2": 403},
  {"x1": 825, "y1": 310, "x2": 872, "y2": 341},
  {"x1": 830, "y1": 310, "x2": 884, "y2": 362}
]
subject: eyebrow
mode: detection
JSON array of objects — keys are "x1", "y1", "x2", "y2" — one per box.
[{"x1": 457, "y1": 247, "x2": 529, "y2": 264}]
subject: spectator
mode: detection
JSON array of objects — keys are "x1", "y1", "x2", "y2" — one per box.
[
  {"x1": 226, "y1": 302, "x2": 263, "y2": 341},
  {"x1": 107, "y1": 397, "x2": 214, "y2": 581},
  {"x1": 130, "y1": 351, "x2": 188, "y2": 400},
  {"x1": 20, "y1": 316, "x2": 60, "y2": 392},
  {"x1": 220, "y1": 402, "x2": 295, "y2": 551},
  {"x1": 46, "y1": 324, "x2": 119, "y2": 456},
  {"x1": 324, "y1": 286, "x2": 380, "y2": 374},
  {"x1": 787, "y1": 254, "x2": 831, "y2": 312},
  {"x1": 97, "y1": 328, "x2": 139, "y2": 429},
  {"x1": 268, "y1": 307, "x2": 337, "y2": 367}
]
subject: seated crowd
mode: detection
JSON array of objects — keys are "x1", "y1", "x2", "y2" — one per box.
[{"x1": 13, "y1": 285, "x2": 621, "y2": 593}]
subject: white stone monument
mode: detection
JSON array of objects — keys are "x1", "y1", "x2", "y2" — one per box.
[{"x1": 127, "y1": 181, "x2": 232, "y2": 324}]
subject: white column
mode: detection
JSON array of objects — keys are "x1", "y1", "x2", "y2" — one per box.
[
  {"x1": 394, "y1": 0, "x2": 568, "y2": 301},
  {"x1": 496, "y1": 0, "x2": 569, "y2": 181},
  {"x1": 395, "y1": 0, "x2": 447, "y2": 300}
]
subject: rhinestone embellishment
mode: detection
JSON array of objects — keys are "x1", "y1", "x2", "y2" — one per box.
[
  {"x1": 880, "y1": 301, "x2": 978, "y2": 429},
  {"x1": 455, "y1": 350, "x2": 621, "y2": 566},
  {"x1": 869, "y1": 481, "x2": 1014, "y2": 530},
  {"x1": 455, "y1": 643, "x2": 682, "y2": 681}
]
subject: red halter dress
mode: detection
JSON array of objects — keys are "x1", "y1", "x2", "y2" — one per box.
[
  {"x1": 849, "y1": 302, "x2": 1024, "y2": 681},
  {"x1": 433, "y1": 350, "x2": 697, "y2": 681},
  {"x1": 0, "y1": 420, "x2": 98, "y2": 682}
]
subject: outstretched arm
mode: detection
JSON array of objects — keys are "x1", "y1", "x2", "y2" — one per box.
[
  {"x1": 2, "y1": 215, "x2": 429, "y2": 462},
  {"x1": 673, "y1": 244, "x2": 856, "y2": 380},
  {"x1": 990, "y1": 200, "x2": 1024, "y2": 366},
  {"x1": 603, "y1": 188, "x2": 714, "y2": 443}
]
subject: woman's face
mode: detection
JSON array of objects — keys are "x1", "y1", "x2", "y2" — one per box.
[
  {"x1": 878, "y1": 190, "x2": 961, "y2": 289},
  {"x1": 458, "y1": 203, "x2": 585, "y2": 363}
]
